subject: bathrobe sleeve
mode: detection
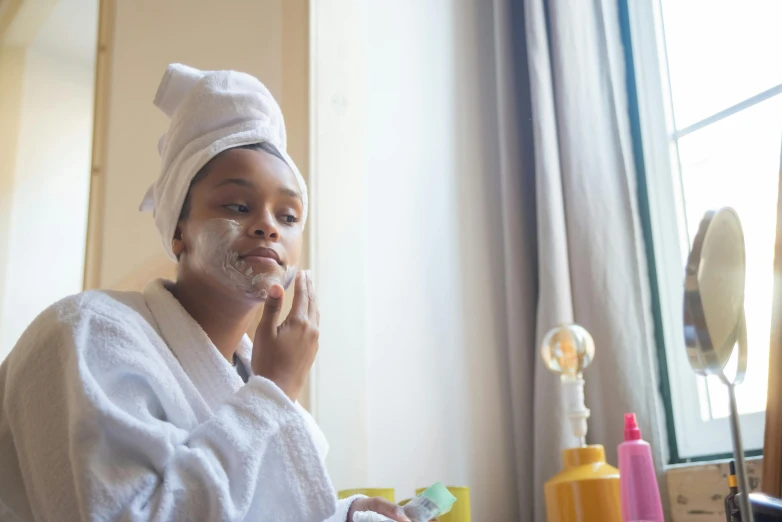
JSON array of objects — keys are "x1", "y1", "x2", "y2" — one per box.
[{"x1": 2, "y1": 295, "x2": 350, "y2": 522}]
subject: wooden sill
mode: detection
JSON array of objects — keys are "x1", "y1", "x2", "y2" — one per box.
[{"x1": 666, "y1": 457, "x2": 763, "y2": 522}]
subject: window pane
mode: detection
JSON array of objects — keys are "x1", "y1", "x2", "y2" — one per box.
[
  {"x1": 676, "y1": 94, "x2": 782, "y2": 419},
  {"x1": 660, "y1": 0, "x2": 782, "y2": 130}
]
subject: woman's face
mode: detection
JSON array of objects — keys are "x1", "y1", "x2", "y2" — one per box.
[{"x1": 173, "y1": 147, "x2": 304, "y2": 301}]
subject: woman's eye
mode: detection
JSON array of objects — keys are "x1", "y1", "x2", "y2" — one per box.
[
  {"x1": 224, "y1": 204, "x2": 249, "y2": 213},
  {"x1": 284, "y1": 214, "x2": 300, "y2": 224}
]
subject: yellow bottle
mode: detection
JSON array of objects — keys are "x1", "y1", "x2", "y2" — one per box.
[
  {"x1": 544, "y1": 444, "x2": 621, "y2": 522},
  {"x1": 540, "y1": 325, "x2": 622, "y2": 522}
]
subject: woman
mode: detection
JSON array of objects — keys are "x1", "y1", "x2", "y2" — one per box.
[{"x1": 0, "y1": 64, "x2": 411, "y2": 522}]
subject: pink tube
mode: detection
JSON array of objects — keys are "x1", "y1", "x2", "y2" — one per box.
[{"x1": 618, "y1": 413, "x2": 664, "y2": 522}]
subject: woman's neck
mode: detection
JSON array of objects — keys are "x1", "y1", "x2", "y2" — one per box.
[{"x1": 168, "y1": 277, "x2": 258, "y2": 363}]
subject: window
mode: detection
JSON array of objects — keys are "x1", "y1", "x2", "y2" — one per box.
[{"x1": 624, "y1": 0, "x2": 782, "y2": 460}]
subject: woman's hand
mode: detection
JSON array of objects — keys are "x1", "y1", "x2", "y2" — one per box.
[
  {"x1": 346, "y1": 497, "x2": 439, "y2": 522},
  {"x1": 252, "y1": 271, "x2": 319, "y2": 401},
  {"x1": 347, "y1": 497, "x2": 411, "y2": 522}
]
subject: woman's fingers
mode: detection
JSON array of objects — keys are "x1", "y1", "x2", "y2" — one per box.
[
  {"x1": 251, "y1": 270, "x2": 320, "y2": 401},
  {"x1": 363, "y1": 498, "x2": 411, "y2": 522},
  {"x1": 287, "y1": 270, "x2": 309, "y2": 321},
  {"x1": 257, "y1": 284, "x2": 285, "y2": 337},
  {"x1": 306, "y1": 271, "x2": 319, "y2": 325}
]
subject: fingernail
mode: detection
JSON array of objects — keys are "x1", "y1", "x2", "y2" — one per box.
[{"x1": 269, "y1": 285, "x2": 284, "y2": 299}]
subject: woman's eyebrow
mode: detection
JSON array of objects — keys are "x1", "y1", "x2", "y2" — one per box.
[
  {"x1": 215, "y1": 178, "x2": 254, "y2": 189},
  {"x1": 214, "y1": 179, "x2": 301, "y2": 201},
  {"x1": 279, "y1": 187, "x2": 302, "y2": 201}
]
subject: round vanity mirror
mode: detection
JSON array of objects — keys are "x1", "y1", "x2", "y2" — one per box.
[
  {"x1": 683, "y1": 207, "x2": 748, "y2": 384},
  {"x1": 683, "y1": 207, "x2": 753, "y2": 522}
]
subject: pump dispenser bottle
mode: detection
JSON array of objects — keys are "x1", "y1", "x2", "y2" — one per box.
[{"x1": 541, "y1": 325, "x2": 622, "y2": 522}]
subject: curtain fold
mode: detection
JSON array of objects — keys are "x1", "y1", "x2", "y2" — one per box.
[
  {"x1": 491, "y1": 0, "x2": 539, "y2": 517},
  {"x1": 490, "y1": 0, "x2": 669, "y2": 520}
]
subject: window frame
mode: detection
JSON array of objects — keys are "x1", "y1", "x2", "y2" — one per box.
[{"x1": 622, "y1": 0, "x2": 768, "y2": 462}]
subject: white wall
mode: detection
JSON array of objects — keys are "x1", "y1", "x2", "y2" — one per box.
[
  {"x1": 312, "y1": 0, "x2": 518, "y2": 516},
  {"x1": 0, "y1": 1, "x2": 96, "y2": 359}
]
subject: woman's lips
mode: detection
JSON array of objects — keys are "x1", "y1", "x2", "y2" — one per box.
[
  {"x1": 241, "y1": 255, "x2": 279, "y2": 267},
  {"x1": 240, "y1": 247, "x2": 282, "y2": 267}
]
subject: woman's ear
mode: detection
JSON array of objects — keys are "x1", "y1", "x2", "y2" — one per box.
[{"x1": 172, "y1": 223, "x2": 186, "y2": 260}]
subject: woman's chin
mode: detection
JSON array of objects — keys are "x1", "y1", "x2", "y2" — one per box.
[
  {"x1": 239, "y1": 272, "x2": 286, "y2": 301},
  {"x1": 208, "y1": 259, "x2": 296, "y2": 301}
]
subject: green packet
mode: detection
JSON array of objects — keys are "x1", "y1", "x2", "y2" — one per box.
[{"x1": 402, "y1": 483, "x2": 457, "y2": 522}]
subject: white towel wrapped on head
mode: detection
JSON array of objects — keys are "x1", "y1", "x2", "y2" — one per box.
[{"x1": 140, "y1": 63, "x2": 308, "y2": 261}]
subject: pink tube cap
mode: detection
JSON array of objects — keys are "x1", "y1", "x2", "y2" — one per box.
[{"x1": 624, "y1": 413, "x2": 642, "y2": 441}]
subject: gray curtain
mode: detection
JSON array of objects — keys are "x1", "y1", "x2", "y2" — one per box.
[{"x1": 490, "y1": 0, "x2": 669, "y2": 520}]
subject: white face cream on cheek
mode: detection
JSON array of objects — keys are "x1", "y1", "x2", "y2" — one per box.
[{"x1": 189, "y1": 218, "x2": 297, "y2": 299}]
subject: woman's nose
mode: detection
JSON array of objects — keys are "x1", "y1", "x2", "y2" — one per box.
[{"x1": 250, "y1": 212, "x2": 279, "y2": 240}]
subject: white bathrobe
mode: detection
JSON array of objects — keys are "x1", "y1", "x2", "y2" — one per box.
[{"x1": 0, "y1": 280, "x2": 356, "y2": 522}]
